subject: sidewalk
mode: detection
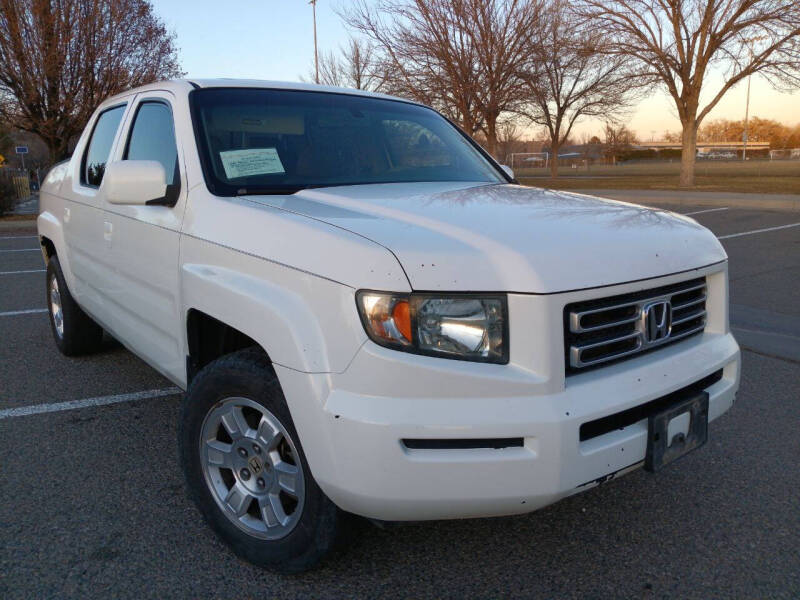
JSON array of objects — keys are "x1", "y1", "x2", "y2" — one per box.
[
  {"x1": 12, "y1": 192, "x2": 39, "y2": 216},
  {"x1": 571, "y1": 189, "x2": 800, "y2": 211}
]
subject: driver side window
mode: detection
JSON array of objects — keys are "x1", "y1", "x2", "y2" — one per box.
[{"x1": 124, "y1": 101, "x2": 179, "y2": 186}]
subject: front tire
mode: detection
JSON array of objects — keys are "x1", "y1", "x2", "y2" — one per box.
[
  {"x1": 179, "y1": 348, "x2": 342, "y2": 573},
  {"x1": 46, "y1": 255, "x2": 104, "y2": 356}
]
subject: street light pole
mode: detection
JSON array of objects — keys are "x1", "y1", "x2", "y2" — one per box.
[
  {"x1": 742, "y1": 35, "x2": 766, "y2": 162},
  {"x1": 310, "y1": 0, "x2": 319, "y2": 84},
  {"x1": 743, "y1": 73, "x2": 751, "y2": 161}
]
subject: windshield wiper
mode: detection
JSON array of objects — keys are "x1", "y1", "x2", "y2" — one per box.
[
  {"x1": 235, "y1": 183, "x2": 368, "y2": 195},
  {"x1": 235, "y1": 185, "x2": 310, "y2": 196}
]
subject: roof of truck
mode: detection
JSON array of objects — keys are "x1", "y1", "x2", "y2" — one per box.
[{"x1": 101, "y1": 78, "x2": 416, "y2": 106}]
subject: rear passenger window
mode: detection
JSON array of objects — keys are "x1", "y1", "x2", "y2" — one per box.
[
  {"x1": 124, "y1": 101, "x2": 178, "y2": 185},
  {"x1": 83, "y1": 105, "x2": 126, "y2": 187}
]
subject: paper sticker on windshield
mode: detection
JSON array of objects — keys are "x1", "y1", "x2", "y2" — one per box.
[{"x1": 219, "y1": 148, "x2": 285, "y2": 179}]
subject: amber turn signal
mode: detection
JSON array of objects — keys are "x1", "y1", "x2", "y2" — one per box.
[{"x1": 392, "y1": 300, "x2": 412, "y2": 341}]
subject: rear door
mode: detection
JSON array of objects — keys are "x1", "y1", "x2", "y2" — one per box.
[{"x1": 101, "y1": 91, "x2": 188, "y2": 383}]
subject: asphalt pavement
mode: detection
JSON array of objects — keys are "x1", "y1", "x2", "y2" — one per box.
[{"x1": 1, "y1": 202, "x2": 799, "y2": 599}]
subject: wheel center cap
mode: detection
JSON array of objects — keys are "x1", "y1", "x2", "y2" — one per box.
[{"x1": 247, "y1": 455, "x2": 264, "y2": 475}]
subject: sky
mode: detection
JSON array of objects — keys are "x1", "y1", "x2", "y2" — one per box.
[{"x1": 152, "y1": 0, "x2": 799, "y2": 140}]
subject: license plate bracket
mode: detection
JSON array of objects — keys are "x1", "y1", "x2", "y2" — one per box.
[{"x1": 645, "y1": 391, "x2": 709, "y2": 472}]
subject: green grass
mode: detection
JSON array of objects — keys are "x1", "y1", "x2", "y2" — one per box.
[{"x1": 515, "y1": 160, "x2": 800, "y2": 195}]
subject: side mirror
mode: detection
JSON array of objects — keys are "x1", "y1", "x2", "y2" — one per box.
[
  {"x1": 103, "y1": 160, "x2": 167, "y2": 205},
  {"x1": 500, "y1": 164, "x2": 514, "y2": 179}
]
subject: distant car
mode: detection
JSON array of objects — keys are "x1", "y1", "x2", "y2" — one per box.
[{"x1": 38, "y1": 79, "x2": 740, "y2": 572}]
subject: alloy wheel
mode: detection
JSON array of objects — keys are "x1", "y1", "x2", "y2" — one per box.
[
  {"x1": 199, "y1": 397, "x2": 305, "y2": 540},
  {"x1": 49, "y1": 274, "x2": 64, "y2": 339}
]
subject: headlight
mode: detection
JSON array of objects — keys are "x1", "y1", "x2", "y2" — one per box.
[{"x1": 356, "y1": 291, "x2": 508, "y2": 364}]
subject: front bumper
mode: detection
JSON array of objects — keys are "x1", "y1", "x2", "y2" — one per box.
[
  {"x1": 278, "y1": 332, "x2": 739, "y2": 521},
  {"x1": 276, "y1": 266, "x2": 741, "y2": 521}
]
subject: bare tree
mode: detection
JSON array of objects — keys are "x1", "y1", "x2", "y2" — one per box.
[
  {"x1": 312, "y1": 50, "x2": 346, "y2": 88},
  {"x1": 576, "y1": 0, "x2": 800, "y2": 187},
  {"x1": 603, "y1": 121, "x2": 638, "y2": 163},
  {"x1": 343, "y1": 0, "x2": 543, "y2": 158},
  {"x1": 496, "y1": 118, "x2": 521, "y2": 162},
  {"x1": 343, "y1": 38, "x2": 388, "y2": 91},
  {"x1": 462, "y1": 0, "x2": 545, "y2": 157},
  {"x1": 521, "y1": 0, "x2": 639, "y2": 177},
  {"x1": 0, "y1": 0, "x2": 182, "y2": 163},
  {"x1": 311, "y1": 37, "x2": 386, "y2": 91},
  {"x1": 344, "y1": 0, "x2": 483, "y2": 138}
]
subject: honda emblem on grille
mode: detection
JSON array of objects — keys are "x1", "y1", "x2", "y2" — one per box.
[{"x1": 642, "y1": 301, "x2": 672, "y2": 344}]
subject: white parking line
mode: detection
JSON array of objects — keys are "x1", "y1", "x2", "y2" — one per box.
[
  {"x1": 0, "y1": 308, "x2": 48, "y2": 317},
  {"x1": 0, "y1": 269, "x2": 45, "y2": 275},
  {"x1": 0, "y1": 387, "x2": 182, "y2": 420},
  {"x1": 0, "y1": 235, "x2": 38, "y2": 240},
  {"x1": 718, "y1": 222, "x2": 800, "y2": 240},
  {"x1": 682, "y1": 207, "x2": 729, "y2": 216},
  {"x1": 0, "y1": 248, "x2": 40, "y2": 253}
]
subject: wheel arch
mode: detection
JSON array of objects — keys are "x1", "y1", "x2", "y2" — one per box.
[
  {"x1": 37, "y1": 211, "x2": 64, "y2": 264},
  {"x1": 40, "y1": 236, "x2": 57, "y2": 262},
  {"x1": 36, "y1": 211, "x2": 79, "y2": 293},
  {"x1": 185, "y1": 308, "x2": 270, "y2": 383}
]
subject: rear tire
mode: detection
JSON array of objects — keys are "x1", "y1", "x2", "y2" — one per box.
[
  {"x1": 179, "y1": 348, "x2": 343, "y2": 573},
  {"x1": 46, "y1": 255, "x2": 104, "y2": 356}
]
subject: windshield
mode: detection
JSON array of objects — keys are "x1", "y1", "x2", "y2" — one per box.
[{"x1": 190, "y1": 88, "x2": 505, "y2": 195}]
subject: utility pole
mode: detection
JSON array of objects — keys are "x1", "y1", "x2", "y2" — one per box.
[{"x1": 310, "y1": 0, "x2": 319, "y2": 84}]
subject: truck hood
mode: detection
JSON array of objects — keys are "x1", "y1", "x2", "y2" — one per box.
[{"x1": 248, "y1": 182, "x2": 726, "y2": 294}]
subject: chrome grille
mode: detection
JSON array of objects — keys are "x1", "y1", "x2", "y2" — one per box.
[{"x1": 565, "y1": 277, "x2": 707, "y2": 374}]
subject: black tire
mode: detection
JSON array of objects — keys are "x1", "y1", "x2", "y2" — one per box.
[
  {"x1": 46, "y1": 255, "x2": 104, "y2": 356},
  {"x1": 179, "y1": 348, "x2": 343, "y2": 573}
]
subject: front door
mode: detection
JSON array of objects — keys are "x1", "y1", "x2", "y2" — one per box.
[{"x1": 100, "y1": 91, "x2": 187, "y2": 384}]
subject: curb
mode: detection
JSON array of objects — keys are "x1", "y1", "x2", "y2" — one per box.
[{"x1": 560, "y1": 189, "x2": 800, "y2": 212}]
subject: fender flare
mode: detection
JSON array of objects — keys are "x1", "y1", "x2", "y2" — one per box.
[
  {"x1": 36, "y1": 211, "x2": 76, "y2": 287},
  {"x1": 181, "y1": 262, "x2": 366, "y2": 375}
]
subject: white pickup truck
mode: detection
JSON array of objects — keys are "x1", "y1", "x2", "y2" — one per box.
[{"x1": 37, "y1": 79, "x2": 740, "y2": 572}]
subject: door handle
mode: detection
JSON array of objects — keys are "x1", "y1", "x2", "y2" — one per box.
[{"x1": 104, "y1": 221, "x2": 113, "y2": 242}]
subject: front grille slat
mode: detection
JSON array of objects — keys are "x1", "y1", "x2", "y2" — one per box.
[
  {"x1": 668, "y1": 321, "x2": 706, "y2": 340},
  {"x1": 570, "y1": 311, "x2": 640, "y2": 333},
  {"x1": 668, "y1": 281, "x2": 706, "y2": 295},
  {"x1": 565, "y1": 277, "x2": 708, "y2": 374},
  {"x1": 671, "y1": 294, "x2": 706, "y2": 311},
  {"x1": 671, "y1": 309, "x2": 706, "y2": 326},
  {"x1": 572, "y1": 331, "x2": 641, "y2": 352}
]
